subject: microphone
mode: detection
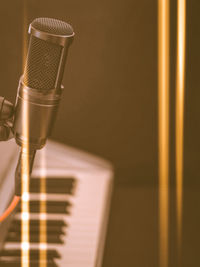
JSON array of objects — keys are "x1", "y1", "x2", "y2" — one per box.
[{"x1": 13, "y1": 18, "x2": 74, "y2": 195}]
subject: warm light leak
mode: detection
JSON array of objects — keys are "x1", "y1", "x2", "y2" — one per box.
[
  {"x1": 22, "y1": 0, "x2": 28, "y2": 72},
  {"x1": 158, "y1": 1, "x2": 170, "y2": 267},
  {"x1": 21, "y1": 117, "x2": 30, "y2": 267},
  {"x1": 175, "y1": 0, "x2": 186, "y2": 258},
  {"x1": 21, "y1": 2, "x2": 48, "y2": 266},
  {"x1": 21, "y1": 1, "x2": 29, "y2": 267},
  {"x1": 39, "y1": 149, "x2": 47, "y2": 267}
]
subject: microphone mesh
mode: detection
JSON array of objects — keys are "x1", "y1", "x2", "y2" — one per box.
[
  {"x1": 31, "y1": 17, "x2": 73, "y2": 36},
  {"x1": 23, "y1": 18, "x2": 73, "y2": 90},
  {"x1": 23, "y1": 36, "x2": 62, "y2": 90}
]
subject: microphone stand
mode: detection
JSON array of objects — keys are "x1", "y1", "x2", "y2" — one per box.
[{"x1": 15, "y1": 147, "x2": 36, "y2": 196}]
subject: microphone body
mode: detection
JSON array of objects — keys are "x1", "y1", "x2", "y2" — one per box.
[
  {"x1": 13, "y1": 18, "x2": 74, "y2": 195},
  {"x1": 13, "y1": 77, "x2": 63, "y2": 150}
]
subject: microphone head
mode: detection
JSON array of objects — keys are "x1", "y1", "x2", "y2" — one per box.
[
  {"x1": 23, "y1": 17, "x2": 74, "y2": 91},
  {"x1": 31, "y1": 17, "x2": 74, "y2": 36}
]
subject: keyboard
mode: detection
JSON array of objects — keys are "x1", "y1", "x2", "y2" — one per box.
[{"x1": 0, "y1": 139, "x2": 113, "y2": 267}]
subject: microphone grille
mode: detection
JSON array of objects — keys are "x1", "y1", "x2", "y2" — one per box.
[
  {"x1": 23, "y1": 36, "x2": 62, "y2": 90},
  {"x1": 23, "y1": 18, "x2": 73, "y2": 90},
  {"x1": 31, "y1": 18, "x2": 74, "y2": 36}
]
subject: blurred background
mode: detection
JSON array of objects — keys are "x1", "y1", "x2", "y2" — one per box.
[{"x1": 0, "y1": 0, "x2": 200, "y2": 266}]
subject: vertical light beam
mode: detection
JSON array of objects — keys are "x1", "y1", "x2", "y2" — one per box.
[
  {"x1": 39, "y1": 149, "x2": 47, "y2": 267},
  {"x1": 22, "y1": 0, "x2": 28, "y2": 71},
  {"x1": 21, "y1": 113, "x2": 30, "y2": 267},
  {"x1": 175, "y1": 0, "x2": 186, "y2": 261},
  {"x1": 21, "y1": 1, "x2": 29, "y2": 267},
  {"x1": 158, "y1": 1, "x2": 170, "y2": 267}
]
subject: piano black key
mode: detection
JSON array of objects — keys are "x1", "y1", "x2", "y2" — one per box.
[
  {"x1": 9, "y1": 224, "x2": 65, "y2": 235},
  {"x1": 31, "y1": 177, "x2": 76, "y2": 187},
  {"x1": 5, "y1": 232, "x2": 64, "y2": 244},
  {"x1": 16, "y1": 200, "x2": 71, "y2": 214},
  {"x1": 0, "y1": 258, "x2": 59, "y2": 267},
  {"x1": 10, "y1": 219, "x2": 67, "y2": 227},
  {"x1": 30, "y1": 177, "x2": 76, "y2": 194},
  {"x1": 0, "y1": 249, "x2": 61, "y2": 259},
  {"x1": 0, "y1": 263, "x2": 58, "y2": 267},
  {"x1": 8, "y1": 226, "x2": 65, "y2": 236},
  {"x1": 8, "y1": 229, "x2": 65, "y2": 237}
]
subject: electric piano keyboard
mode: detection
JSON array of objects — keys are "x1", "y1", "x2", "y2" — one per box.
[{"x1": 0, "y1": 140, "x2": 113, "y2": 267}]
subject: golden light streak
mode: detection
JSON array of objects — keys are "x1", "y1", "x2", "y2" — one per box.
[
  {"x1": 175, "y1": 0, "x2": 186, "y2": 259},
  {"x1": 21, "y1": 1, "x2": 29, "y2": 267},
  {"x1": 39, "y1": 149, "x2": 47, "y2": 267},
  {"x1": 21, "y1": 110, "x2": 30, "y2": 267},
  {"x1": 22, "y1": 0, "x2": 28, "y2": 71},
  {"x1": 158, "y1": 1, "x2": 170, "y2": 267}
]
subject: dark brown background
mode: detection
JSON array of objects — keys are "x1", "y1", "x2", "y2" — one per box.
[{"x1": 0, "y1": 0, "x2": 200, "y2": 266}]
